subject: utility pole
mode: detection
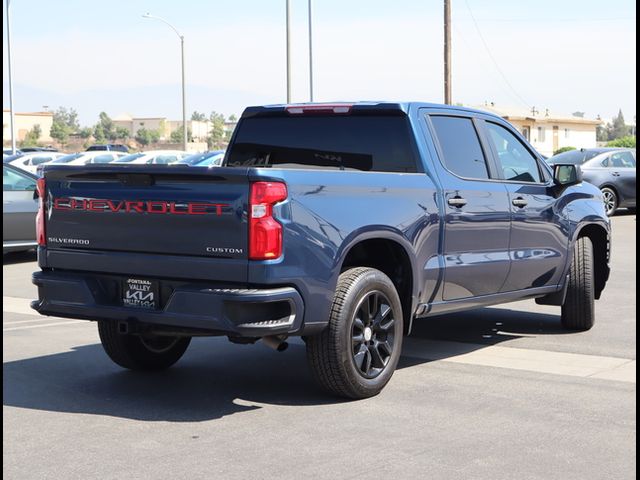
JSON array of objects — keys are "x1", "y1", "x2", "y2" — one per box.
[
  {"x1": 308, "y1": 0, "x2": 314, "y2": 102},
  {"x1": 286, "y1": 0, "x2": 292, "y2": 103},
  {"x1": 444, "y1": 0, "x2": 452, "y2": 105},
  {"x1": 6, "y1": 0, "x2": 17, "y2": 154}
]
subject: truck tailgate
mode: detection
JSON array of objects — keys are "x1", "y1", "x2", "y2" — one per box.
[{"x1": 43, "y1": 166, "x2": 249, "y2": 260}]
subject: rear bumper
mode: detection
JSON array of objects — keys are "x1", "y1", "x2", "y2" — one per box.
[{"x1": 32, "y1": 270, "x2": 305, "y2": 337}]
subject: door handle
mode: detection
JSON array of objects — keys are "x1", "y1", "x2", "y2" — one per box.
[
  {"x1": 447, "y1": 196, "x2": 467, "y2": 208},
  {"x1": 512, "y1": 197, "x2": 528, "y2": 208}
]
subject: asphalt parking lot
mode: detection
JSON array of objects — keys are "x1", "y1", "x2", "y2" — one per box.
[{"x1": 3, "y1": 213, "x2": 636, "y2": 480}]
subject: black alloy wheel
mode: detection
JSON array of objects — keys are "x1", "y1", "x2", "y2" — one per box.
[{"x1": 351, "y1": 291, "x2": 396, "y2": 379}]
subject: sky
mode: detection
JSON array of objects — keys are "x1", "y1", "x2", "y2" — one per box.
[{"x1": 2, "y1": 0, "x2": 636, "y2": 126}]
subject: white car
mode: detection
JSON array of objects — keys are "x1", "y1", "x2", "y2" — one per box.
[
  {"x1": 9, "y1": 152, "x2": 67, "y2": 175},
  {"x1": 65, "y1": 151, "x2": 127, "y2": 166},
  {"x1": 112, "y1": 150, "x2": 189, "y2": 165}
]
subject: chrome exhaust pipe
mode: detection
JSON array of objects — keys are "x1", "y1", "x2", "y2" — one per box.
[{"x1": 262, "y1": 335, "x2": 289, "y2": 352}]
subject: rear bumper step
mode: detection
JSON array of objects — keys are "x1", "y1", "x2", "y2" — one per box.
[{"x1": 32, "y1": 271, "x2": 304, "y2": 337}]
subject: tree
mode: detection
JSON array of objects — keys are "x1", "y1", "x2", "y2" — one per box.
[
  {"x1": 606, "y1": 136, "x2": 636, "y2": 148},
  {"x1": 135, "y1": 128, "x2": 160, "y2": 147},
  {"x1": 572, "y1": 111, "x2": 585, "y2": 118},
  {"x1": 50, "y1": 106, "x2": 80, "y2": 145},
  {"x1": 207, "y1": 111, "x2": 226, "y2": 149},
  {"x1": 228, "y1": 114, "x2": 238, "y2": 122},
  {"x1": 93, "y1": 112, "x2": 118, "y2": 142},
  {"x1": 596, "y1": 123, "x2": 610, "y2": 142},
  {"x1": 611, "y1": 109, "x2": 629, "y2": 140},
  {"x1": 170, "y1": 125, "x2": 193, "y2": 143},
  {"x1": 50, "y1": 120, "x2": 70, "y2": 145},
  {"x1": 53, "y1": 107, "x2": 80, "y2": 131},
  {"x1": 78, "y1": 127, "x2": 93, "y2": 139},
  {"x1": 191, "y1": 111, "x2": 207, "y2": 121},
  {"x1": 21, "y1": 125, "x2": 42, "y2": 147},
  {"x1": 115, "y1": 126, "x2": 130, "y2": 141}
]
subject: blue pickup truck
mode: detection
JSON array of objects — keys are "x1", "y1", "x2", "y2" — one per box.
[{"x1": 32, "y1": 102, "x2": 610, "y2": 398}]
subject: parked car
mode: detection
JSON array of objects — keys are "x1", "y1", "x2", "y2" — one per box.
[
  {"x1": 3, "y1": 163, "x2": 38, "y2": 253},
  {"x1": 8, "y1": 152, "x2": 67, "y2": 175},
  {"x1": 86, "y1": 144, "x2": 129, "y2": 153},
  {"x1": 65, "y1": 151, "x2": 127, "y2": 166},
  {"x1": 35, "y1": 153, "x2": 85, "y2": 176},
  {"x1": 582, "y1": 150, "x2": 635, "y2": 215},
  {"x1": 3, "y1": 148, "x2": 23, "y2": 156},
  {"x1": 547, "y1": 148, "x2": 636, "y2": 215},
  {"x1": 20, "y1": 147, "x2": 58, "y2": 153},
  {"x1": 3, "y1": 153, "x2": 25, "y2": 164},
  {"x1": 175, "y1": 150, "x2": 225, "y2": 167},
  {"x1": 546, "y1": 147, "x2": 623, "y2": 167},
  {"x1": 33, "y1": 102, "x2": 611, "y2": 399},
  {"x1": 111, "y1": 150, "x2": 188, "y2": 165}
]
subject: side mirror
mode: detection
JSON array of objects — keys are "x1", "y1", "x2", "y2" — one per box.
[{"x1": 553, "y1": 163, "x2": 582, "y2": 187}]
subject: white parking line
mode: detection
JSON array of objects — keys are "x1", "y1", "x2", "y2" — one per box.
[
  {"x1": 4, "y1": 317, "x2": 64, "y2": 326},
  {"x1": 3, "y1": 320, "x2": 87, "y2": 332},
  {"x1": 3, "y1": 296, "x2": 37, "y2": 316},
  {"x1": 403, "y1": 338, "x2": 636, "y2": 384}
]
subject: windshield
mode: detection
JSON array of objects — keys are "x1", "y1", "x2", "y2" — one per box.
[
  {"x1": 49, "y1": 153, "x2": 83, "y2": 164},
  {"x1": 178, "y1": 151, "x2": 225, "y2": 166},
  {"x1": 177, "y1": 152, "x2": 210, "y2": 165},
  {"x1": 199, "y1": 153, "x2": 225, "y2": 166},
  {"x1": 112, "y1": 153, "x2": 145, "y2": 163}
]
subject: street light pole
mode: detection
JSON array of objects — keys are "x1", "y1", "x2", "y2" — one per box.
[
  {"x1": 286, "y1": 0, "x2": 291, "y2": 103},
  {"x1": 444, "y1": 0, "x2": 452, "y2": 105},
  {"x1": 142, "y1": 13, "x2": 187, "y2": 151},
  {"x1": 308, "y1": 0, "x2": 314, "y2": 102},
  {"x1": 6, "y1": 0, "x2": 17, "y2": 154}
]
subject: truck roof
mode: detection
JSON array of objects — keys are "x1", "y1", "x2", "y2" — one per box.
[{"x1": 242, "y1": 101, "x2": 504, "y2": 121}]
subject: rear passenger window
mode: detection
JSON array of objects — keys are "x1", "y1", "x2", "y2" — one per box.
[
  {"x1": 227, "y1": 116, "x2": 418, "y2": 173},
  {"x1": 485, "y1": 122, "x2": 542, "y2": 183},
  {"x1": 430, "y1": 116, "x2": 489, "y2": 179}
]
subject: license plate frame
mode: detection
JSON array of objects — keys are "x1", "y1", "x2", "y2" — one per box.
[{"x1": 122, "y1": 278, "x2": 160, "y2": 310}]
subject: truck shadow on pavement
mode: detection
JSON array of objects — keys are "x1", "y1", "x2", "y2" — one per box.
[
  {"x1": 2, "y1": 250, "x2": 37, "y2": 265},
  {"x1": 4, "y1": 307, "x2": 570, "y2": 421}
]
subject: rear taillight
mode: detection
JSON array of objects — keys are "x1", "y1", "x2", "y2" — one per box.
[
  {"x1": 36, "y1": 178, "x2": 46, "y2": 246},
  {"x1": 249, "y1": 181, "x2": 287, "y2": 260}
]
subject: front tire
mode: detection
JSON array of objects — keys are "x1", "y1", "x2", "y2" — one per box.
[
  {"x1": 601, "y1": 187, "x2": 618, "y2": 216},
  {"x1": 561, "y1": 237, "x2": 595, "y2": 331},
  {"x1": 306, "y1": 267, "x2": 403, "y2": 399},
  {"x1": 98, "y1": 321, "x2": 191, "y2": 370}
]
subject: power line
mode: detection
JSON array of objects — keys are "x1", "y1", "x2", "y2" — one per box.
[{"x1": 464, "y1": 0, "x2": 531, "y2": 109}]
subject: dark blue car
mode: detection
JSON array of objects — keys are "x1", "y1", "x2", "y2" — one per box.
[{"x1": 32, "y1": 102, "x2": 611, "y2": 398}]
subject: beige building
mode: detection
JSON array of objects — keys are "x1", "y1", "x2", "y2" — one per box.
[
  {"x1": 477, "y1": 104, "x2": 601, "y2": 157},
  {"x1": 3, "y1": 109, "x2": 54, "y2": 144},
  {"x1": 113, "y1": 114, "x2": 212, "y2": 142}
]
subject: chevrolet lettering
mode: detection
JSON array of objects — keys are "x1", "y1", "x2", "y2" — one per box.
[{"x1": 52, "y1": 198, "x2": 229, "y2": 216}]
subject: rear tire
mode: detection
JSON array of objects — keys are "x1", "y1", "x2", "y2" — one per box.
[
  {"x1": 98, "y1": 321, "x2": 191, "y2": 370},
  {"x1": 561, "y1": 237, "x2": 595, "y2": 331},
  {"x1": 601, "y1": 187, "x2": 618, "y2": 217},
  {"x1": 306, "y1": 267, "x2": 403, "y2": 399}
]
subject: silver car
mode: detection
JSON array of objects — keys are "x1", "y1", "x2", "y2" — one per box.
[{"x1": 3, "y1": 164, "x2": 39, "y2": 253}]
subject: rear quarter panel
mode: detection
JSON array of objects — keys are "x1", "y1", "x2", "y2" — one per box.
[{"x1": 247, "y1": 168, "x2": 440, "y2": 329}]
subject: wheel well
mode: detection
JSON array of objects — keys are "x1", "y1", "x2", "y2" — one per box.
[
  {"x1": 341, "y1": 239, "x2": 414, "y2": 334},
  {"x1": 577, "y1": 224, "x2": 609, "y2": 299}
]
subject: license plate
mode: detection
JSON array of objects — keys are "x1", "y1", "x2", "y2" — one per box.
[{"x1": 122, "y1": 278, "x2": 159, "y2": 309}]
